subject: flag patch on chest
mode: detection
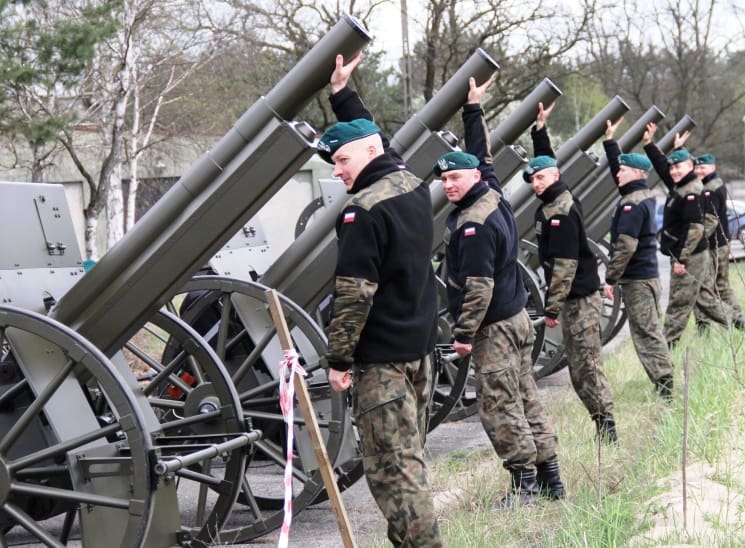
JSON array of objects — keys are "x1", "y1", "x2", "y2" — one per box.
[
  {"x1": 687, "y1": 195, "x2": 695, "y2": 201},
  {"x1": 343, "y1": 212, "x2": 356, "y2": 223},
  {"x1": 464, "y1": 226, "x2": 476, "y2": 236},
  {"x1": 550, "y1": 219, "x2": 561, "y2": 227},
  {"x1": 623, "y1": 205, "x2": 632, "y2": 212}
]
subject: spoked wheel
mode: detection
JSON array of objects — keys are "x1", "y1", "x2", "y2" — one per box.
[
  {"x1": 429, "y1": 344, "x2": 474, "y2": 428},
  {"x1": 164, "y1": 276, "x2": 354, "y2": 542},
  {"x1": 520, "y1": 240, "x2": 567, "y2": 379},
  {"x1": 123, "y1": 310, "x2": 252, "y2": 545},
  {"x1": 427, "y1": 273, "x2": 476, "y2": 429},
  {"x1": 0, "y1": 305, "x2": 157, "y2": 547},
  {"x1": 592, "y1": 238, "x2": 627, "y2": 343}
]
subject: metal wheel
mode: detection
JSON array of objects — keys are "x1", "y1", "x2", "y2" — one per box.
[
  {"x1": 427, "y1": 271, "x2": 475, "y2": 429},
  {"x1": 520, "y1": 240, "x2": 567, "y2": 380},
  {"x1": 593, "y1": 238, "x2": 628, "y2": 342},
  {"x1": 0, "y1": 305, "x2": 157, "y2": 547},
  {"x1": 429, "y1": 345, "x2": 474, "y2": 427},
  {"x1": 124, "y1": 310, "x2": 251, "y2": 545},
  {"x1": 164, "y1": 276, "x2": 353, "y2": 543}
]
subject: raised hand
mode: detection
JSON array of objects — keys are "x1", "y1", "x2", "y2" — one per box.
[
  {"x1": 467, "y1": 73, "x2": 495, "y2": 104},
  {"x1": 536, "y1": 101, "x2": 556, "y2": 130},
  {"x1": 330, "y1": 52, "x2": 362, "y2": 94}
]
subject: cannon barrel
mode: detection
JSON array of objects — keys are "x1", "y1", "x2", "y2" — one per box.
[
  {"x1": 490, "y1": 78, "x2": 562, "y2": 149},
  {"x1": 507, "y1": 96, "x2": 629, "y2": 241},
  {"x1": 430, "y1": 78, "x2": 564, "y2": 253},
  {"x1": 579, "y1": 106, "x2": 666, "y2": 238},
  {"x1": 557, "y1": 95, "x2": 630, "y2": 164},
  {"x1": 51, "y1": 16, "x2": 372, "y2": 354},
  {"x1": 390, "y1": 48, "x2": 499, "y2": 154},
  {"x1": 262, "y1": 51, "x2": 500, "y2": 311}
]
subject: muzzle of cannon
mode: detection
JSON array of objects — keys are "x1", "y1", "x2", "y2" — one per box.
[
  {"x1": 491, "y1": 78, "x2": 563, "y2": 184},
  {"x1": 0, "y1": 14, "x2": 372, "y2": 547}
]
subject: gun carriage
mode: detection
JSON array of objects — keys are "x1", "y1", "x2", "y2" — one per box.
[{"x1": 0, "y1": 14, "x2": 371, "y2": 546}]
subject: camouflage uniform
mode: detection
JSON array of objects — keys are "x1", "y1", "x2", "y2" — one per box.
[
  {"x1": 694, "y1": 174, "x2": 742, "y2": 322},
  {"x1": 644, "y1": 142, "x2": 729, "y2": 344},
  {"x1": 602, "y1": 139, "x2": 673, "y2": 387},
  {"x1": 471, "y1": 310, "x2": 558, "y2": 467},
  {"x1": 325, "y1": 86, "x2": 442, "y2": 547},
  {"x1": 445, "y1": 103, "x2": 561, "y2": 502},
  {"x1": 353, "y1": 359, "x2": 439, "y2": 547},
  {"x1": 530, "y1": 125, "x2": 615, "y2": 436}
]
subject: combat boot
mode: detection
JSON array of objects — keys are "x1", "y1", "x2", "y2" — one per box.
[
  {"x1": 733, "y1": 316, "x2": 745, "y2": 330},
  {"x1": 536, "y1": 458, "x2": 565, "y2": 500},
  {"x1": 594, "y1": 414, "x2": 618, "y2": 445},
  {"x1": 655, "y1": 374, "x2": 673, "y2": 402},
  {"x1": 496, "y1": 467, "x2": 539, "y2": 509}
]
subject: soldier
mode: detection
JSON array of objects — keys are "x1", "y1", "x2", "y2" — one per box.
[
  {"x1": 642, "y1": 124, "x2": 731, "y2": 346},
  {"x1": 524, "y1": 102, "x2": 617, "y2": 444},
  {"x1": 601, "y1": 118, "x2": 674, "y2": 400},
  {"x1": 439, "y1": 76, "x2": 564, "y2": 507},
  {"x1": 693, "y1": 153, "x2": 744, "y2": 326},
  {"x1": 317, "y1": 52, "x2": 442, "y2": 548}
]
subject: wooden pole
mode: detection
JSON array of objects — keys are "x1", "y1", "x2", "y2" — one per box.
[{"x1": 265, "y1": 289, "x2": 358, "y2": 548}]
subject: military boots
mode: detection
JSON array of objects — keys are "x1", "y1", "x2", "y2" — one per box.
[
  {"x1": 496, "y1": 467, "x2": 539, "y2": 509},
  {"x1": 536, "y1": 458, "x2": 566, "y2": 500}
]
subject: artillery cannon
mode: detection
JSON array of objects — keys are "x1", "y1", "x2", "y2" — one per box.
[{"x1": 0, "y1": 14, "x2": 371, "y2": 546}]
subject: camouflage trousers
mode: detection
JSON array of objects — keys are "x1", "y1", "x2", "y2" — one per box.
[
  {"x1": 618, "y1": 278, "x2": 674, "y2": 383},
  {"x1": 472, "y1": 309, "x2": 558, "y2": 470},
  {"x1": 352, "y1": 358, "x2": 442, "y2": 548},
  {"x1": 694, "y1": 244, "x2": 742, "y2": 321},
  {"x1": 665, "y1": 251, "x2": 729, "y2": 344},
  {"x1": 560, "y1": 292, "x2": 614, "y2": 418}
]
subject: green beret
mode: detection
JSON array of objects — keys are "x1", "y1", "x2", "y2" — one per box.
[
  {"x1": 522, "y1": 155, "x2": 557, "y2": 182},
  {"x1": 316, "y1": 118, "x2": 381, "y2": 164},
  {"x1": 695, "y1": 153, "x2": 716, "y2": 165},
  {"x1": 667, "y1": 148, "x2": 692, "y2": 165},
  {"x1": 434, "y1": 151, "x2": 480, "y2": 176},
  {"x1": 619, "y1": 153, "x2": 652, "y2": 171}
]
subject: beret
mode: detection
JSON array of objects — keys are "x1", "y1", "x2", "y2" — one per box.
[
  {"x1": 695, "y1": 153, "x2": 716, "y2": 165},
  {"x1": 522, "y1": 155, "x2": 557, "y2": 182},
  {"x1": 316, "y1": 118, "x2": 381, "y2": 164},
  {"x1": 619, "y1": 152, "x2": 652, "y2": 171},
  {"x1": 434, "y1": 151, "x2": 480, "y2": 176},
  {"x1": 667, "y1": 148, "x2": 692, "y2": 165}
]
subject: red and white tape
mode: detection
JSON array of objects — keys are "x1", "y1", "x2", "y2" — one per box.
[{"x1": 277, "y1": 348, "x2": 306, "y2": 548}]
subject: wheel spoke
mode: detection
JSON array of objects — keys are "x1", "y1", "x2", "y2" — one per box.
[
  {"x1": 9, "y1": 423, "x2": 120, "y2": 472},
  {"x1": 0, "y1": 359, "x2": 75, "y2": 454},
  {"x1": 3, "y1": 501, "x2": 65, "y2": 547}
]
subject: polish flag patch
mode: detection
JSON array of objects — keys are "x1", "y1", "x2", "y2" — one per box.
[
  {"x1": 550, "y1": 219, "x2": 561, "y2": 227},
  {"x1": 704, "y1": 191, "x2": 711, "y2": 197},
  {"x1": 687, "y1": 195, "x2": 695, "y2": 201},
  {"x1": 464, "y1": 226, "x2": 476, "y2": 237},
  {"x1": 623, "y1": 205, "x2": 633, "y2": 212},
  {"x1": 343, "y1": 211, "x2": 356, "y2": 223}
]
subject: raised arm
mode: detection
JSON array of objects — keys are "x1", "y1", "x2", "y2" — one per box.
[
  {"x1": 462, "y1": 75, "x2": 499, "y2": 190},
  {"x1": 530, "y1": 101, "x2": 556, "y2": 158}
]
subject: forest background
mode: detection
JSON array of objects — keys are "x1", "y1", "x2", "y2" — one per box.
[{"x1": 1, "y1": 0, "x2": 744, "y2": 257}]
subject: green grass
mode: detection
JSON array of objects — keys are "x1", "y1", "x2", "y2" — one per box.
[{"x1": 394, "y1": 263, "x2": 745, "y2": 548}]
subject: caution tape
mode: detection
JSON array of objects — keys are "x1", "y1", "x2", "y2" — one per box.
[{"x1": 277, "y1": 348, "x2": 306, "y2": 548}]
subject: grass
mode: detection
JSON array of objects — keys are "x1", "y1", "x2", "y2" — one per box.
[{"x1": 363, "y1": 262, "x2": 745, "y2": 547}]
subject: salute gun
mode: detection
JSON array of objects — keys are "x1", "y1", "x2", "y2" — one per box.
[{"x1": 0, "y1": 15, "x2": 371, "y2": 546}]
